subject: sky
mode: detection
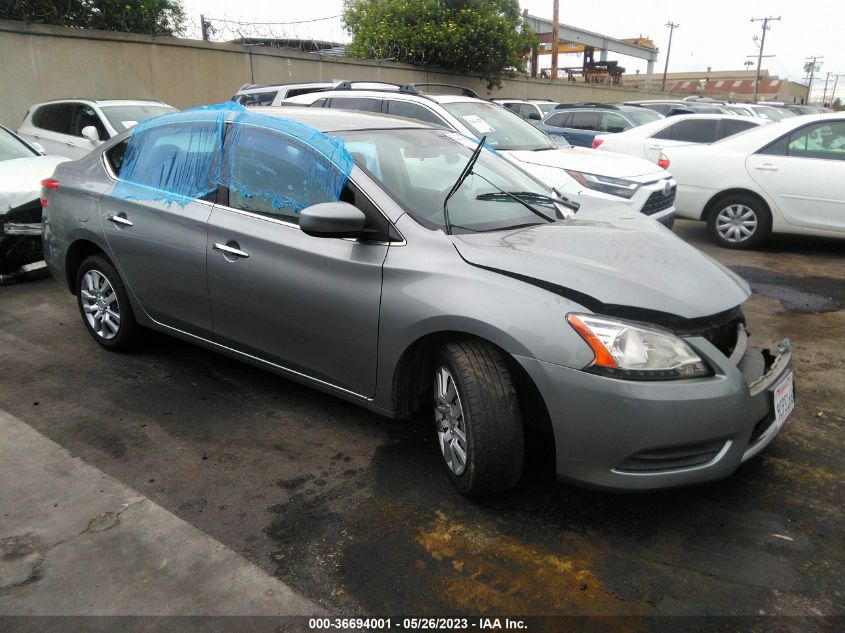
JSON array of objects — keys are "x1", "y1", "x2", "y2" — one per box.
[{"x1": 180, "y1": 0, "x2": 845, "y2": 102}]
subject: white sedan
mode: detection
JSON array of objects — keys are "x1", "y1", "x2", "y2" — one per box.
[
  {"x1": 662, "y1": 114, "x2": 845, "y2": 248},
  {"x1": 593, "y1": 114, "x2": 766, "y2": 165}
]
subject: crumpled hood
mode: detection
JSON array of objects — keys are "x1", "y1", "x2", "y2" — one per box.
[
  {"x1": 501, "y1": 147, "x2": 664, "y2": 180},
  {"x1": 1, "y1": 156, "x2": 69, "y2": 215},
  {"x1": 451, "y1": 215, "x2": 750, "y2": 319}
]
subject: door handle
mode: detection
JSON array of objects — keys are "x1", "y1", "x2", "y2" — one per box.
[
  {"x1": 213, "y1": 242, "x2": 250, "y2": 259},
  {"x1": 755, "y1": 163, "x2": 779, "y2": 171},
  {"x1": 106, "y1": 214, "x2": 133, "y2": 227}
]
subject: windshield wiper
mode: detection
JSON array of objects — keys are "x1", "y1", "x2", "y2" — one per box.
[
  {"x1": 442, "y1": 135, "x2": 486, "y2": 235},
  {"x1": 477, "y1": 190, "x2": 578, "y2": 212}
]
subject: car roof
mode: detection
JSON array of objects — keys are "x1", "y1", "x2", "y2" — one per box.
[
  {"x1": 237, "y1": 81, "x2": 337, "y2": 93},
  {"x1": 247, "y1": 106, "x2": 432, "y2": 132},
  {"x1": 31, "y1": 98, "x2": 171, "y2": 107}
]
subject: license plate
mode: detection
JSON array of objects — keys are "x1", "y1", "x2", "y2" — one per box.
[{"x1": 773, "y1": 371, "x2": 795, "y2": 427}]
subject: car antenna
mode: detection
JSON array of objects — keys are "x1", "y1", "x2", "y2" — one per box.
[{"x1": 442, "y1": 136, "x2": 486, "y2": 235}]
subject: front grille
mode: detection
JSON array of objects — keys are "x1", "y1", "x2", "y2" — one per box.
[
  {"x1": 640, "y1": 185, "x2": 676, "y2": 216},
  {"x1": 615, "y1": 440, "x2": 726, "y2": 473}
]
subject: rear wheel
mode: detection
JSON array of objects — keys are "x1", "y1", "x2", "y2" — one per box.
[
  {"x1": 707, "y1": 194, "x2": 771, "y2": 249},
  {"x1": 76, "y1": 255, "x2": 139, "y2": 351},
  {"x1": 433, "y1": 340, "x2": 524, "y2": 496}
]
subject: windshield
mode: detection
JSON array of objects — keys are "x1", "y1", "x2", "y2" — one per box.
[
  {"x1": 0, "y1": 127, "x2": 37, "y2": 161},
  {"x1": 100, "y1": 104, "x2": 178, "y2": 133},
  {"x1": 441, "y1": 101, "x2": 555, "y2": 151},
  {"x1": 752, "y1": 106, "x2": 795, "y2": 121},
  {"x1": 536, "y1": 102, "x2": 557, "y2": 115},
  {"x1": 339, "y1": 129, "x2": 563, "y2": 234},
  {"x1": 624, "y1": 108, "x2": 663, "y2": 125}
]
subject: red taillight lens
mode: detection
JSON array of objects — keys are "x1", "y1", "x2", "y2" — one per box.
[
  {"x1": 657, "y1": 154, "x2": 670, "y2": 170},
  {"x1": 591, "y1": 138, "x2": 604, "y2": 149},
  {"x1": 40, "y1": 178, "x2": 59, "y2": 207}
]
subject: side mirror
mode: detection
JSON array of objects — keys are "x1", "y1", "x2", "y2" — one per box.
[
  {"x1": 81, "y1": 126, "x2": 100, "y2": 143},
  {"x1": 31, "y1": 141, "x2": 46, "y2": 155},
  {"x1": 300, "y1": 202, "x2": 366, "y2": 239}
]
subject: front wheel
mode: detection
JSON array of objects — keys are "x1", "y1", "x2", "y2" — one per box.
[
  {"x1": 433, "y1": 340, "x2": 524, "y2": 496},
  {"x1": 707, "y1": 195, "x2": 771, "y2": 249},
  {"x1": 76, "y1": 255, "x2": 140, "y2": 351}
]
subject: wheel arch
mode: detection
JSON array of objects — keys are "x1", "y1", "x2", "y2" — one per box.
[
  {"x1": 64, "y1": 239, "x2": 108, "y2": 294},
  {"x1": 389, "y1": 330, "x2": 553, "y2": 437},
  {"x1": 702, "y1": 188, "x2": 772, "y2": 223}
]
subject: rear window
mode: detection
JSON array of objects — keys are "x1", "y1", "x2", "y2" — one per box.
[
  {"x1": 653, "y1": 119, "x2": 719, "y2": 143},
  {"x1": 722, "y1": 119, "x2": 758, "y2": 137},
  {"x1": 570, "y1": 111, "x2": 600, "y2": 130}
]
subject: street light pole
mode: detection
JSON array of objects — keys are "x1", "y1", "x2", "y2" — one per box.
[
  {"x1": 551, "y1": 0, "x2": 559, "y2": 81},
  {"x1": 751, "y1": 16, "x2": 780, "y2": 103},
  {"x1": 661, "y1": 22, "x2": 679, "y2": 91}
]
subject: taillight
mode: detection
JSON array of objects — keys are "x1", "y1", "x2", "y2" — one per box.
[
  {"x1": 591, "y1": 138, "x2": 604, "y2": 149},
  {"x1": 40, "y1": 178, "x2": 59, "y2": 207},
  {"x1": 657, "y1": 153, "x2": 670, "y2": 170}
]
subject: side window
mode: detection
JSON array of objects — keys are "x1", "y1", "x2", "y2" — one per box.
[
  {"x1": 664, "y1": 119, "x2": 719, "y2": 143},
  {"x1": 721, "y1": 119, "x2": 757, "y2": 138},
  {"x1": 783, "y1": 122, "x2": 845, "y2": 160},
  {"x1": 116, "y1": 122, "x2": 220, "y2": 202},
  {"x1": 570, "y1": 112, "x2": 600, "y2": 131},
  {"x1": 386, "y1": 101, "x2": 447, "y2": 127},
  {"x1": 327, "y1": 98, "x2": 381, "y2": 113},
  {"x1": 70, "y1": 104, "x2": 108, "y2": 140},
  {"x1": 519, "y1": 104, "x2": 541, "y2": 121},
  {"x1": 309, "y1": 98, "x2": 328, "y2": 108},
  {"x1": 544, "y1": 112, "x2": 570, "y2": 127},
  {"x1": 224, "y1": 125, "x2": 343, "y2": 223},
  {"x1": 105, "y1": 139, "x2": 128, "y2": 174},
  {"x1": 240, "y1": 91, "x2": 277, "y2": 106},
  {"x1": 32, "y1": 103, "x2": 73, "y2": 134},
  {"x1": 599, "y1": 112, "x2": 632, "y2": 133}
]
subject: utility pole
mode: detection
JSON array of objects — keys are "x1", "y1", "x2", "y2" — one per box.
[
  {"x1": 200, "y1": 14, "x2": 210, "y2": 41},
  {"x1": 831, "y1": 73, "x2": 845, "y2": 108},
  {"x1": 822, "y1": 71, "x2": 832, "y2": 105},
  {"x1": 550, "y1": 0, "x2": 559, "y2": 81},
  {"x1": 661, "y1": 22, "x2": 679, "y2": 91},
  {"x1": 804, "y1": 56, "x2": 824, "y2": 104},
  {"x1": 750, "y1": 16, "x2": 780, "y2": 102}
]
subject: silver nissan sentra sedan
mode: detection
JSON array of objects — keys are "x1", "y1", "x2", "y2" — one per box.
[{"x1": 41, "y1": 104, "x2": 795, "y2": 495}]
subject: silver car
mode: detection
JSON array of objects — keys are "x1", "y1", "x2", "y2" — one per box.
[{"x1": 42, "y1": 105, "x2": 795, "y2": 495}]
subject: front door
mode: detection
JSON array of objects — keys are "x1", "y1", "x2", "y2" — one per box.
[{"x1": 207, "y1": 123, "x2": 387, "y2": 396}]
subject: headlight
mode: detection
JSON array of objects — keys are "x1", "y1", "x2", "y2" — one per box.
[
  {"x1": 567, "y1": 314, "x2": 711, "y2": 380},
  {"x1": 564, "y1": 170, "x2": 640, "y2": 199}
]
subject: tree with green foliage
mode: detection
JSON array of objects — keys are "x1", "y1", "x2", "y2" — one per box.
[
  {"x1": 833, "y1": 97, "x2": 843, "y2": 112},
  {"x1": 1, "y1": 0, "x2": 186, "y2": 36},
  {"x1": 342, "y1": 0, "x2": 537, "y2": 85}
]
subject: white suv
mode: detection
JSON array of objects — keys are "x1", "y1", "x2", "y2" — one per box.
[
  {"x1": 17, "y1": 99, "x2": 177, "y2": 159},
  {"x1": 232, "y1": 81, "x2": 402, "y2": 107},
  {"x1": 284, "y1": 85, "x2": 678, "y2": 226}
]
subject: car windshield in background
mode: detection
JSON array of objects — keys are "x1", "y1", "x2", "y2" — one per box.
[
  {"x1": 0, "y1": 128, "x2": 37, "y2": 161},
  {"x1": 339, "y1": 129, "x2": 562, "y2": 234},
  {"x1": 441, "y1": 102, "x2": 555, "y2": 151},
  {"x1": 536, "y1": 103, "x2": 557, "y2": 115},
  {"x1": 625, "y1": 108, "x2": 663, "y2": 125},
  {"x1": 100, "y1": 105, "x2": 178, "y2": 133},
  {"x1": 755, "y1": 106, "x2": 795, "y2": 121}
]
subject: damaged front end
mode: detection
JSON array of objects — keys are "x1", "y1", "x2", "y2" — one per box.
[{"x1": 1, "y1": 198, "x2": 47, "y2": 285}]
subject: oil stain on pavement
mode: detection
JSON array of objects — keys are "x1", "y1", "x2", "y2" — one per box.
[{"x1": 730, "y1": 266, "x2": 844, "y2": 313}]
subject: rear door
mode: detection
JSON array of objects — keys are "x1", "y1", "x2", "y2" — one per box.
[
  {"x1": 749, "y1": 120, "x2": 845, "y2": 232},
  {"x1": 100, "y1": 121, "x2": 218, "y2": 337},
  {"x1": 565, "y1": 111, "x2": 601, "y2": 147},
  {"x1": 206, "y1": 122, "x2": 389, "y2": 396}
]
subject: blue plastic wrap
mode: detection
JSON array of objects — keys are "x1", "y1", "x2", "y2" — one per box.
[{"x1": 112, "y1": 102, "x2": 353, "y2": 212}]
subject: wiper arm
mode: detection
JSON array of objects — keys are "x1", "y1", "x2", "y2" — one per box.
[
  {"x1": 442, "y1": 135, "x2": 486, "y2": 236},
  {"x1": 477, "y1": 190, "x2": 577, "y2": 209}
]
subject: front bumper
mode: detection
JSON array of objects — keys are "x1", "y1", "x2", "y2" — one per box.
[{"x1": 515, "y1": 335, "x2": 793, "y2": 491}]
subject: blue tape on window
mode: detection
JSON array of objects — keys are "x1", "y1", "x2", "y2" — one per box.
[{"x1": 112, "y1": 102, "x2": 353, "y2": 211}]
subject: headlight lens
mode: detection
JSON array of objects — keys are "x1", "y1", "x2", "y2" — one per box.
[
  {"x1": 567, "y1": 313, "x2": 711, "y2": 380},
  {"x1": 564, "y1": 170, "x2": 640, "y2": 199}
]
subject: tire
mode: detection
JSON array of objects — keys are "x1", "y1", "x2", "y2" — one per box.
[
  {"x1": 432, "y1": 340, "x2": 524, "y2": 495},
  {"x1": 706, "y1": 194, "x2": 771, "y2": 250},
  {"x1": 75, "y1": 255, "x2": 140, "y2": 351}
]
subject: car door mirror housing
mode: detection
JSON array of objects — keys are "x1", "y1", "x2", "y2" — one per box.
[
  {"x1": 81, "y1": 126, "x2": 100, "y2": 143},
  {"x1": 300, "y1": 202, "x2": 367, "y2": 239}
]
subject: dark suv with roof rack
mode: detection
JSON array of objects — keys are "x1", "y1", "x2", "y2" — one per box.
[{"x1": 536, "y1": 103, "x2": 663, "y2": 147}]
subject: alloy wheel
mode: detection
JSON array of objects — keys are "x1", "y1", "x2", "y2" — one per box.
[
  {"x1": 434, "y1": 366, "x2": 468, "y2": 476},
  {"x1": 80, "y1": 270, "x2": 121, "y2": 340},
  {"x1": 715, "y1": 204, "x2": 758, "y2": 243}
]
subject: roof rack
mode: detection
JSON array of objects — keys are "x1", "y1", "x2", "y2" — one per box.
[
  {"x1": 334, "y1": 80, "x2": 405, "y2": 91},
  {"x1": 401, "y1": 83, "x2": 479, "y2": 98},
  {"x1": 554, "y1": 102, "x2": 617, "y2": 110}
]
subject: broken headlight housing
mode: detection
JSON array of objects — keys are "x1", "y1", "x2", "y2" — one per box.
[{"x1": 567, "y1": 313, "x2": 712, "y2": 380}]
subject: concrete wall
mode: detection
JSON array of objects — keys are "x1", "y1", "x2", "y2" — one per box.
[{"x1": 0, "y1": 19, "x2": 675, "y2": 129}]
